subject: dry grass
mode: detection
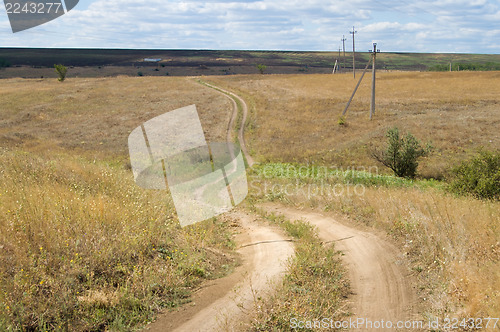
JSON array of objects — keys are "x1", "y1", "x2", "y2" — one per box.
[
  {"x1": 0, "y1": 77, "x2": 238, "y2": 330},
  {"x1": 1, "y1": 72, "x2": 499, "y2": 329},
  {"x1": 208, "y1": 71, "x2": 500, "y2": 178},
  {"x1": 204, "y1": 71, "x2": 500, "y2": 323},
  {"x1": 247, "y1": 165, "x2": 500, "y2": 322},
  {"x1": 0, "y1": 76, "x2": 232, "y2": 160}
]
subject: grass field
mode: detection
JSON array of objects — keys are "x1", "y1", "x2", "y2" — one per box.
[
  {"x1": 207, "y1": 71, "x2": 500, "y2": 322},
  {"x1": 246, "y1": 163, "x2": 500, "y2": 321},
  {"x1": 2, "y1": 49, "x2": 500, "y2": 79},
  {"x1": 207, "y1": 71, "x2": 500, "y2": 179},
  {"x1": 1, "y1": 71, "x2": 499, "y2": 329},
  {"x1": 0, "y1": 77, "x2": 239, "y2": 330}
]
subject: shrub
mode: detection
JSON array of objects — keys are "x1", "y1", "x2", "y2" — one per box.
[
  {"x1": 54, "y1": 64, "x2": 68, "y2": 82},
  {"x1": 371, "y1": 127, "x2": 430, "y2": 179},
  {"x1": 137, "y1": 71, "x2": 143, "y2": 76},
  {"x1": 256, "y1": 64, "x2": 267, "y2": 74},
  {"x1": 449, "y1": 150, "x2": 500, "y2": 200},
  {"x1": 338, "y1": 116, "x2": 346, "y2": 126}
]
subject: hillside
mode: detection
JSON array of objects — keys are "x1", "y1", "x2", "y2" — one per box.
[{"x1": 1, "y1": 48, "x2": 500, "y2": 78}]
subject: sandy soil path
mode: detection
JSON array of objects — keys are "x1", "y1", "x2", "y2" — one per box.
[
  {"x1": 145, "y1": 211, "x2": 294, "y2": 331},
  {"x1": 197, "y1": 80, "x2": 255, "y2": 167},
  {"x1": 260, "y1": 203, "x2": 421, "y2": 330},
  {"x1": 146, "y1": 81, "x2": 419, "y2": 331}
]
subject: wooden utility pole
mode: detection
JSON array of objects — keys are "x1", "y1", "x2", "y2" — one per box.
[
  {"x1": 350, "y1": 26, "x2": 357, "y2": 78},
  {"x1": 369, "y1": 43, "x2": 380, "y2": 120},
  {"x1": 338, "y1": 47, "x2": 342, "y2": 72},
  {"x1": 342, "y1": 35, "x2": 347, "y2": 72}
]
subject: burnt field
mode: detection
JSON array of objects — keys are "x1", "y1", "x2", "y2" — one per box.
[{"x1": 1, "y1": 48, "x2": 500, "y2": 78}]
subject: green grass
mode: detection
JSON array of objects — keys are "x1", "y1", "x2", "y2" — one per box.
[
  {"x1": 251, "y1": 162, "x2": 444, "y2": 190},
  {"x1": 247, "y1": 161, "x2": 500, "y2": 321}
]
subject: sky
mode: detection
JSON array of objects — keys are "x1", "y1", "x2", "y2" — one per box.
[{"x1": 1, "y1": 0, "x2": 499, "y2": 53}]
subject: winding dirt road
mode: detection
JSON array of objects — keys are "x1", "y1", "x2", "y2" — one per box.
[
  {"x1": 260, "y1": 204, "x2": 420, "y2": 330},
  {"x1": 145, "y1": 80, "x2": 419, "y2": 331},
  {"x1": 145, "y1": 81, "x2": 291, "y2": 331},
  {"x1": 145, "y1": 211, "x2": 294, "y2": 332},
  {"x1": 197, "y1": 80, "x2": 255, "y2": 167}
]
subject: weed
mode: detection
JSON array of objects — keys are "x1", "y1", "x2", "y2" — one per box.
[{"x1": 338, "y1": 116, "x2": 346, "y2": 126}]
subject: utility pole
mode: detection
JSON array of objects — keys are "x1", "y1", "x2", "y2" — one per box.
[
  {"x1": 369, "y1": 43, "x2": 380, "y2": 120},
  {"x1": 350, "y1": 26, "x2": 357, "y2": 78},
  {"x1": 338, "y1": 47, "x2": 342, "y2": 72},
  {"x1": 342, "y1": 35, "x2": 347, "y2": 72}
]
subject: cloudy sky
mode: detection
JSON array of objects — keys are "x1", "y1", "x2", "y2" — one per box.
[{"x1": 1, "y1": 0, "x2": 499, "y2": 53}]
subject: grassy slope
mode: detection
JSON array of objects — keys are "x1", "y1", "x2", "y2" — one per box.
[
  {"x1": 208, "y1": 71, "x2": 500, "y2": 179},
  {"x1": 1, "y1": 71, "x2": 499, "y2": 329},
  {"x1": 0, "y1": 77, "x2": 238, "y2": 330},
  {"x1": 207, "y1": 72, "x2": 500, "y2": 321}
]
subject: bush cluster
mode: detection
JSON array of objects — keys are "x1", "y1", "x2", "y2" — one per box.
[{"x1": 449, "y1": 150, "x2": 500, "y2": 200}]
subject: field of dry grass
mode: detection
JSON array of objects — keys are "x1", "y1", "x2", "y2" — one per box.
[
  {"x1": 1, "y1": 71, "x2": 499, "y2": 330},
  {"x1": 207, "y1": 71, "x2": 500, "y2": 179},
  {"x1": 206, "y1": 71, "x2": 500, "y2": 323},
  {"x1": 0, "y1": 76, "x2": 232, "y2": 158},
  {"x1": 248, "y1": 168, "x2": 500, "y2": 320},
  {"x1": 0, "y1": 77, "x2": 238, "y2": 330}
]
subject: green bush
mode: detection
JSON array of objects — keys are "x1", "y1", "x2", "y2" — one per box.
[
  {"x1": 449, "y1": 150, "x2": 500, "y2": 200},
  {"x1": 371, "y1": 127, "x2": 430, "y2": 179},
  {"x1": 54, "y1": 64, "x2": 68, "y2": 82},
  {"x1": 256, "y1": 64, "x2": 267, "y2": 74}
]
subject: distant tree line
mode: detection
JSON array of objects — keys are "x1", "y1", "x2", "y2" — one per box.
[{"x1": 428, "y1": 62, "x2": 500, "y2": 71}]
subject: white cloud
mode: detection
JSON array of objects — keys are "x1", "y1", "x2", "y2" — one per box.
[{"x1": 0, "y1": 0, "x2": 498, "y2": 52}]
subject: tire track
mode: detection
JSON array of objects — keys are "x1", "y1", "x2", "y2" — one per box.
[
  {"x1": 144, "y1": 80, "x2": 290, "y2": 332},
  {"x1": 196, "y1": 79, "x2": 254, "y2": 167},
  {"x1": 260, "y1": 204, "x2": 421, "y2": 331}
]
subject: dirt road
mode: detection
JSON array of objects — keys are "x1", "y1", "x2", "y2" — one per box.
[
  {"x1": 196, "y1": 80, "x2": 255, "y2": 167},
  {"x1": 145, "y1": 211, "x2": 294, "y2": 331},
  {"x1": 260, "y1": 203, "x2": 420, "y2": 330},
  {"x1": 146, "y1": 81, "x2": 419, "y2": 331}
]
